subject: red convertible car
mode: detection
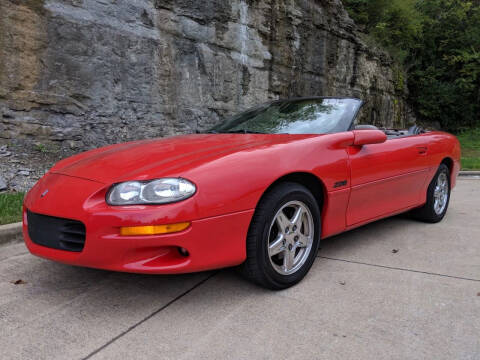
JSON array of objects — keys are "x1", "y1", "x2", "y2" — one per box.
[{"x1": 23, "y1": 97, "x2": 460, "y2": 289}]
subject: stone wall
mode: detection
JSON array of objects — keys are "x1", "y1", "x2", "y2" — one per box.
[{"x1": 0, "y1": 0, "x2": 416, "y2": 190}]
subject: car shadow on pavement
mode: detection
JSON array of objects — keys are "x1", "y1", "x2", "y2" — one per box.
[
  {"x1": 3, "y1": 211, "x2": 426, "y2": 321},
  {"x1": 317, "y1": 213, "x2": 415, "y2": 256}
]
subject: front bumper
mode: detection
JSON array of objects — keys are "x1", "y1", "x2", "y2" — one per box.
[{"x1": 23, "y1": 173, "x2": 253, "y2": 274}]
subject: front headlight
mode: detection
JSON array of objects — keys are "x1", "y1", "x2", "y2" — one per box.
[{"x1": 106, "y1": 178, "x2": 196, "y2": 205}]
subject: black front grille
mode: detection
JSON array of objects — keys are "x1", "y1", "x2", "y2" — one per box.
[{"x1": 27, "y1": 210, "x2": 86, "y2": 252}]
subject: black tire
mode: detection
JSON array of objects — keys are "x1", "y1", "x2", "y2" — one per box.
[
  {"x1": 410, "y1": 163, "x2": 451, "y2": 223},
  {"x1": 239, "y1": 182, "x2": 321, "y2": 290}
]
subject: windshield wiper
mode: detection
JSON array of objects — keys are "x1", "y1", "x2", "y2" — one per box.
[
  {"x1": 196, "y1": 129, "x2": 266, "y2": 134},
  {"x1": 223, "y1": 130, "x2": 266, "y2": 134},
  {"x1": 195, "y1": 130, "x2": 218, "y2": 134}
]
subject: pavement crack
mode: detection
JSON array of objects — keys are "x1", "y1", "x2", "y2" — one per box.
[
  {"x1": 318, "y1": 256, "x2": 480, "y2": 282},
  {"x1": 81, "y1": 271, "x2": 218, "y2": 360}
]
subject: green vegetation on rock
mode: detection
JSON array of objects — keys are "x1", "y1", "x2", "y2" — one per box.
[{"x1": 343, "y1": 0, "x2": 480, "y2": 132}]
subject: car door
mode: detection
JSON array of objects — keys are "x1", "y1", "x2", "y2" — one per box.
[{"x1": 346, "y1": 135, "x2": 430, "y2": 226}]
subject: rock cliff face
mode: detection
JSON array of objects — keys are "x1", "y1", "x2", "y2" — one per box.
[{"x1": 0, "y1": 0, "x2": 415, "y2": 189}]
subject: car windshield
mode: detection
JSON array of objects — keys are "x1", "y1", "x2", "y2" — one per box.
[{"x1": 210, "y1": 98, "x2": 362, "y2": 134}]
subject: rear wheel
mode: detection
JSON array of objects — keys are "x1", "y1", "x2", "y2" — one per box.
[
  {"x1": 411, "y1": 163, "x2": 451, "y2": 223},
  {"x1": 240, "y1": 182, "x2": 321, "y2": 290}
]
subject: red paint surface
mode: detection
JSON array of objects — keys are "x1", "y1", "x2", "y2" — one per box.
[{"x1": 23, "y1": 131, "x2": 460, "y2": 273}]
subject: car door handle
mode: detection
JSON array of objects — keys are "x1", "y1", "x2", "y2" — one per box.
[{"x1": 417, "y1": 146, "x2": 428, "y2": 155}]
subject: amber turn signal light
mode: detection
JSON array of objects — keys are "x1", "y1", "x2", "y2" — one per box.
[{"x1": 120, "y1": 222, "x2": 191, "y2": 236}]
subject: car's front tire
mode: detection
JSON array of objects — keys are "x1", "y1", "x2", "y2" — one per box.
[
  {"x1": 240, "y1": 182, "x2": 321, "y2": 290},
  {"x1": 411, "y1": 163, "x2": 451, "y2": 223}
]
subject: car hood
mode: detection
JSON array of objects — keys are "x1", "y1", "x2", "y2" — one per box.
[{"x1": 50, "y1": 134, "x2": 318, "y2": 184}]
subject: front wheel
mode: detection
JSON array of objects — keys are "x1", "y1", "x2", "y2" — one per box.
[
  {"x1": 240, "y1": 182, "x2": 321, "y2": 290},
  {"x1": 411, "y1": 163, "x2": 451, "y2": 223}
]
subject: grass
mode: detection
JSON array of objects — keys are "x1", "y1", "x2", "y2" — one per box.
[
  {"x1": 457, "y1": 128, "x2": 480, "y2": 170},
  {"x1": 0, "y1": 192, "x2": 25, "y2": 225}
]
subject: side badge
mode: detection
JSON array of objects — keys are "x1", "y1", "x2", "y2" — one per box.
[{"x1": 41, "y1": 189, "x2": 49, "y2": 198}]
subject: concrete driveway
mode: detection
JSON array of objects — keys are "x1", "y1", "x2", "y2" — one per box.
[{"x1": 1, "y1": 179, "x2": 479, "y2": 360}]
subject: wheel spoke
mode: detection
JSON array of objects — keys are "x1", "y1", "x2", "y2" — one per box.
[
  {"x1": 269, "y1": 234, "x2": 285, "y2": 256},
  {"x1": 291, "y1": 206, "x2": 304, "y2": 226},
  {"x1": 296, "y1": 234, "x2": 311, "y2": 248},
  {"x1": 283, "y1": 248, "x2": 295, "y2": 271},
  {"x1": 275, "y1": 211, "x2": 290, "y2": 233}
]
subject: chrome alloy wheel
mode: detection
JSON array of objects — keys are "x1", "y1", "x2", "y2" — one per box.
[
  {"x1": 433, "y1": 172, "x2": 449, "y2": 215},
  {"x1": 267, "y1": 201, "x2": 315, "y2": 275}
]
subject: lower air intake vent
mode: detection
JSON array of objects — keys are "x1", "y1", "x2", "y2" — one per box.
[{"x1": 27, "y1": 210, "x2": 86, "y2": 252}]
